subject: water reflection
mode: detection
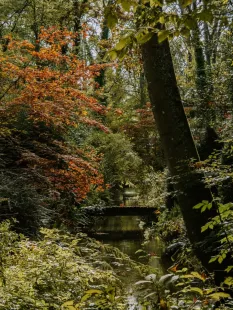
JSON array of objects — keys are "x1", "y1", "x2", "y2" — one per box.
[{"x1": 98, "y1": 236, "x2": 164, "y2": 309}]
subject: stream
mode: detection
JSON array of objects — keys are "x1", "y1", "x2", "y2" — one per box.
[
  {"x1": 93, "y1": 221, "x2": 165, "y2": 309},
  {"x1": 106, "y1": 237, "x2": 164, "y2": 309}
]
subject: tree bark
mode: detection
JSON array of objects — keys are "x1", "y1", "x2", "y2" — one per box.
[
  {"x1": 73, "y1": 0, "x2": 88, "y2": 55},
  {"x1": 141, "y1": 32, "x2": 218, "y2": 271}
]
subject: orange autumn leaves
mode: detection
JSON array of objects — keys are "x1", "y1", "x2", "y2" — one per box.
[
  {"x1": 0, "y1": 27, "x2": 107, "y2": 202},
  {"x1": 1, "y1": 27, "x2": 108, "y2": 132}
]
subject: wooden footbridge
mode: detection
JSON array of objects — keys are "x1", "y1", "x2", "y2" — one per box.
[
  {"x1": 83, "y1": 206, "x2": 158, "y2": 240},
  {"x1": 83, "y1": 206, "x2": 157, "y2": 217}
]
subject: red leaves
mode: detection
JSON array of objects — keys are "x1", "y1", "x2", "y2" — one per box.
[
  {"x1": 46, "y1": 150, "x2": 104, "y2": 202},
  {"x1": 1, "y1": 27, "x2": 108, "y2": 132},
  {"x1": 1, "y1": 27, "x2": 107, "y2": 203}
]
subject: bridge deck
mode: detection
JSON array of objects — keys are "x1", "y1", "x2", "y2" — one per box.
[{"x1": 83, "y1": 206, "x2": 158, "y2": 217}]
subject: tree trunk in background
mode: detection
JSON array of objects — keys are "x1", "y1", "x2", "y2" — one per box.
[
  {"x1": 139, "y1": 69, "x2": 147, "y2": 107},
  {"x1": 94, "y1": 0, "x2": 111, "y2": 106},
  {"x1": 95, "y1": 15, "x2": 110, "y2": 91},
  {"x1": 73, "y1": 0, "x2": 88, "y2": 56},
  {"x1": 141, "y1": 33, "x2": 218, "y2": 271},
  {"x1": 191, "y1": 2, "x2": 212, "y2": 125}
]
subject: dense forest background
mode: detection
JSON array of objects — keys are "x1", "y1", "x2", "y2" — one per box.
[{"x1": 1, "y1": 0, "x2": 233, "y2": 309}]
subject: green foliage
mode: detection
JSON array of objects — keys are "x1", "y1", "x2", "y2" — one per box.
[
  {"x1": 161, "y1": 267, "x2": 232, "y2": 309},
  {"x1": 97, "y1": 132, "x2": 142, "y2": 185},
  {"x1": 195, "y1": 200, "x2": 233, "y2": 266},
  {"x1": 86, "y1": 132, "x2": 144, "y2": 204},
  {"x1": 0, "y1": 221, "x2": 151, "y2": 310}
]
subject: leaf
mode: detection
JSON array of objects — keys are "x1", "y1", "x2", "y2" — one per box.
[
  {"x1": 181, "y1": 0, "x2": 193, "y2": 8},
  {"x1": 198, "y1": 10, "x2": 214, "y2": 23},
  {"x1": 184, "y1": 17, "x2": 196, "y2": 29},
  {"x1": 84, "y1": 289, "x2": 103, "y2": 295},
  {"x1": 118, "y1": 47, "x2": 128, "y2": 61},
  {"x1": 168, "y1": 275, "x2": 179, "y2": 284},
  {"x1": 81, "y1": 294, "x2": 91, "y2": 303},
  {"x1": 150, "y1": 0, "x2": 163, "y2": 6},
  {"x1": 106, "y1": 50, "x2": 117, "y2": 61},
  {"x1": 118, "y1": 0, "x2": 131, "y2": 11},
  {"x1": 209, "y1": 256, "x2": 218, "y2": 263},
  {"x1": 189, "y1": 287, "x2": 203, "y2": 295},
  {"x1": 62, "y1": 301, "x2": 74, "y2": 307},
  {"x1": 193, "y1": 200, "x2": 208, "y2": 209},
  {"x1": 136, "y1": 31, "x2": 154, "y2": 44},
  {"x1": 201, "y1": 204, "x2": 207, "y2": 213},
  {"x1": 201, "y1": 221, "x2": 214, "y2": 232},
  {"x1": 106, "y1": 12, "x2": 118, "y2": 29},
  {"x1": 181, "y1": 274, "x2": 194, "y2": 278},
  {"x1": 191, "y1": 271, "x2": 205, "y2": 281},
  {"x1": 170, "y1": 264, "x2": 179, "y2": 272},
  {"x1": 144, "y1": 292, "x2": 157, "y2": 299},
  {"x1": 159, "y1": 273, "x2": 173, "y2": 284},
  {"x1": 157, "y1": 30, "x2": 169, "y2": 43},
  {"x1": 117, "y1": 0, "x2": 137, "y2": 11},
  {"x1": 134, "y1": 280, "x2": 152, "y2": 285},
  {"x1": 62, "y1": 301, "x2": 76, "y2": 310},
  {"x1": 159, "y1": 16, "x2": 165, "y2": 24},
  {"x1": 115, "y1": 36, "x2": 131, "y2": 51},
  {"x1": 145, "y1": 273, "x2": 157, "y2": 281},
  {"x1": 224, "y1": 277, "x2": 233, "y2": 287},
  {"x1": 135, "y1": 249, "x2": 146, "y2": 254},
  {"x1": 226, "y1": 265, "x2": 233, "y2": 273},
  {"x1": 218, "y1": 254, "x2": 226, "y2": 264},
  {"x1": 208, "y1": 292, "x2": 231, "y2": 300}
]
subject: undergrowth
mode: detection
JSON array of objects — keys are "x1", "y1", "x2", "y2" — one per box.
[{"x1": 0, "y1": 220, "x2": 151, "y2": 310}]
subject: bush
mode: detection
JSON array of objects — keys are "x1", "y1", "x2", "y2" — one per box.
[{"x1": 0, "y1": 221, "x2": 150, "y2": 310}]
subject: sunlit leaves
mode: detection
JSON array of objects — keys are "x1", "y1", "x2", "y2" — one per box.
[
  {"x1": 0, "y1": 223, "x2": 136, "y2": 309},
  {"x1": 115, "y1": 36, "x2": 132, "y2": 51},
  {"x1": 135, "y1": 30, "x2": 154, "y2": 44},
  {"x1": 208, "y1": 292, "x2": 231, "y2": 300},
  {"x1": 157, "y1": 30, "x2": 169, "y2": 43}
]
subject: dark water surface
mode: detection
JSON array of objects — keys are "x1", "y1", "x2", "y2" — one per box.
[{"x1": 94, "y1": 228, "x2": 165, "y2": 309}]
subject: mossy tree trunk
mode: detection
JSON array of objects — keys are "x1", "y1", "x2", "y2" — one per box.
[{"x1": 141, "y1": 32, "x2": 218, "y2": 270}]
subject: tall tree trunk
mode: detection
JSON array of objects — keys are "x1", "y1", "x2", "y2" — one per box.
[
  {"x1": 191, "y1": 2, "x2": 211, "y2": 125},
  {"x1": 73, "y1": 0, "x2": 88, "y2": 56},
  {"x1": 95, "y1": 0, "x2": 111, "y2": 106},
  {"x1": 141, "y1": 32, "x2": 218, "y2": 271}
]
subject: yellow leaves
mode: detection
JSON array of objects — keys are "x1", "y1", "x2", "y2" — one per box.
[
  {"x1": 189, "y1": 287, "x2": 203, "y2": 296},
  {"x1": 181, "y1": 271, "x2": 206, "y2": 283},
  {"x1": 81, "y1": 110, "x2": 88, "y2": 116},
  {"x1": 135, "y1": 30, "x2": 154, "y2": 44},
  {"x1": 115, "y1": 36, "x2": 132, "y2": 51},
  {"x1": 159, "y1": 299, "x2": 168, "y2": 309},
  {"x1": 62, "y1": 301, "x2": 79, "y2": 310},
  {"x1": 207, "y1": 292, "x2": 231, "y2": 300},
  {"x1": 158, "y1": 30, "x2": 169, "y2": 43}
]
